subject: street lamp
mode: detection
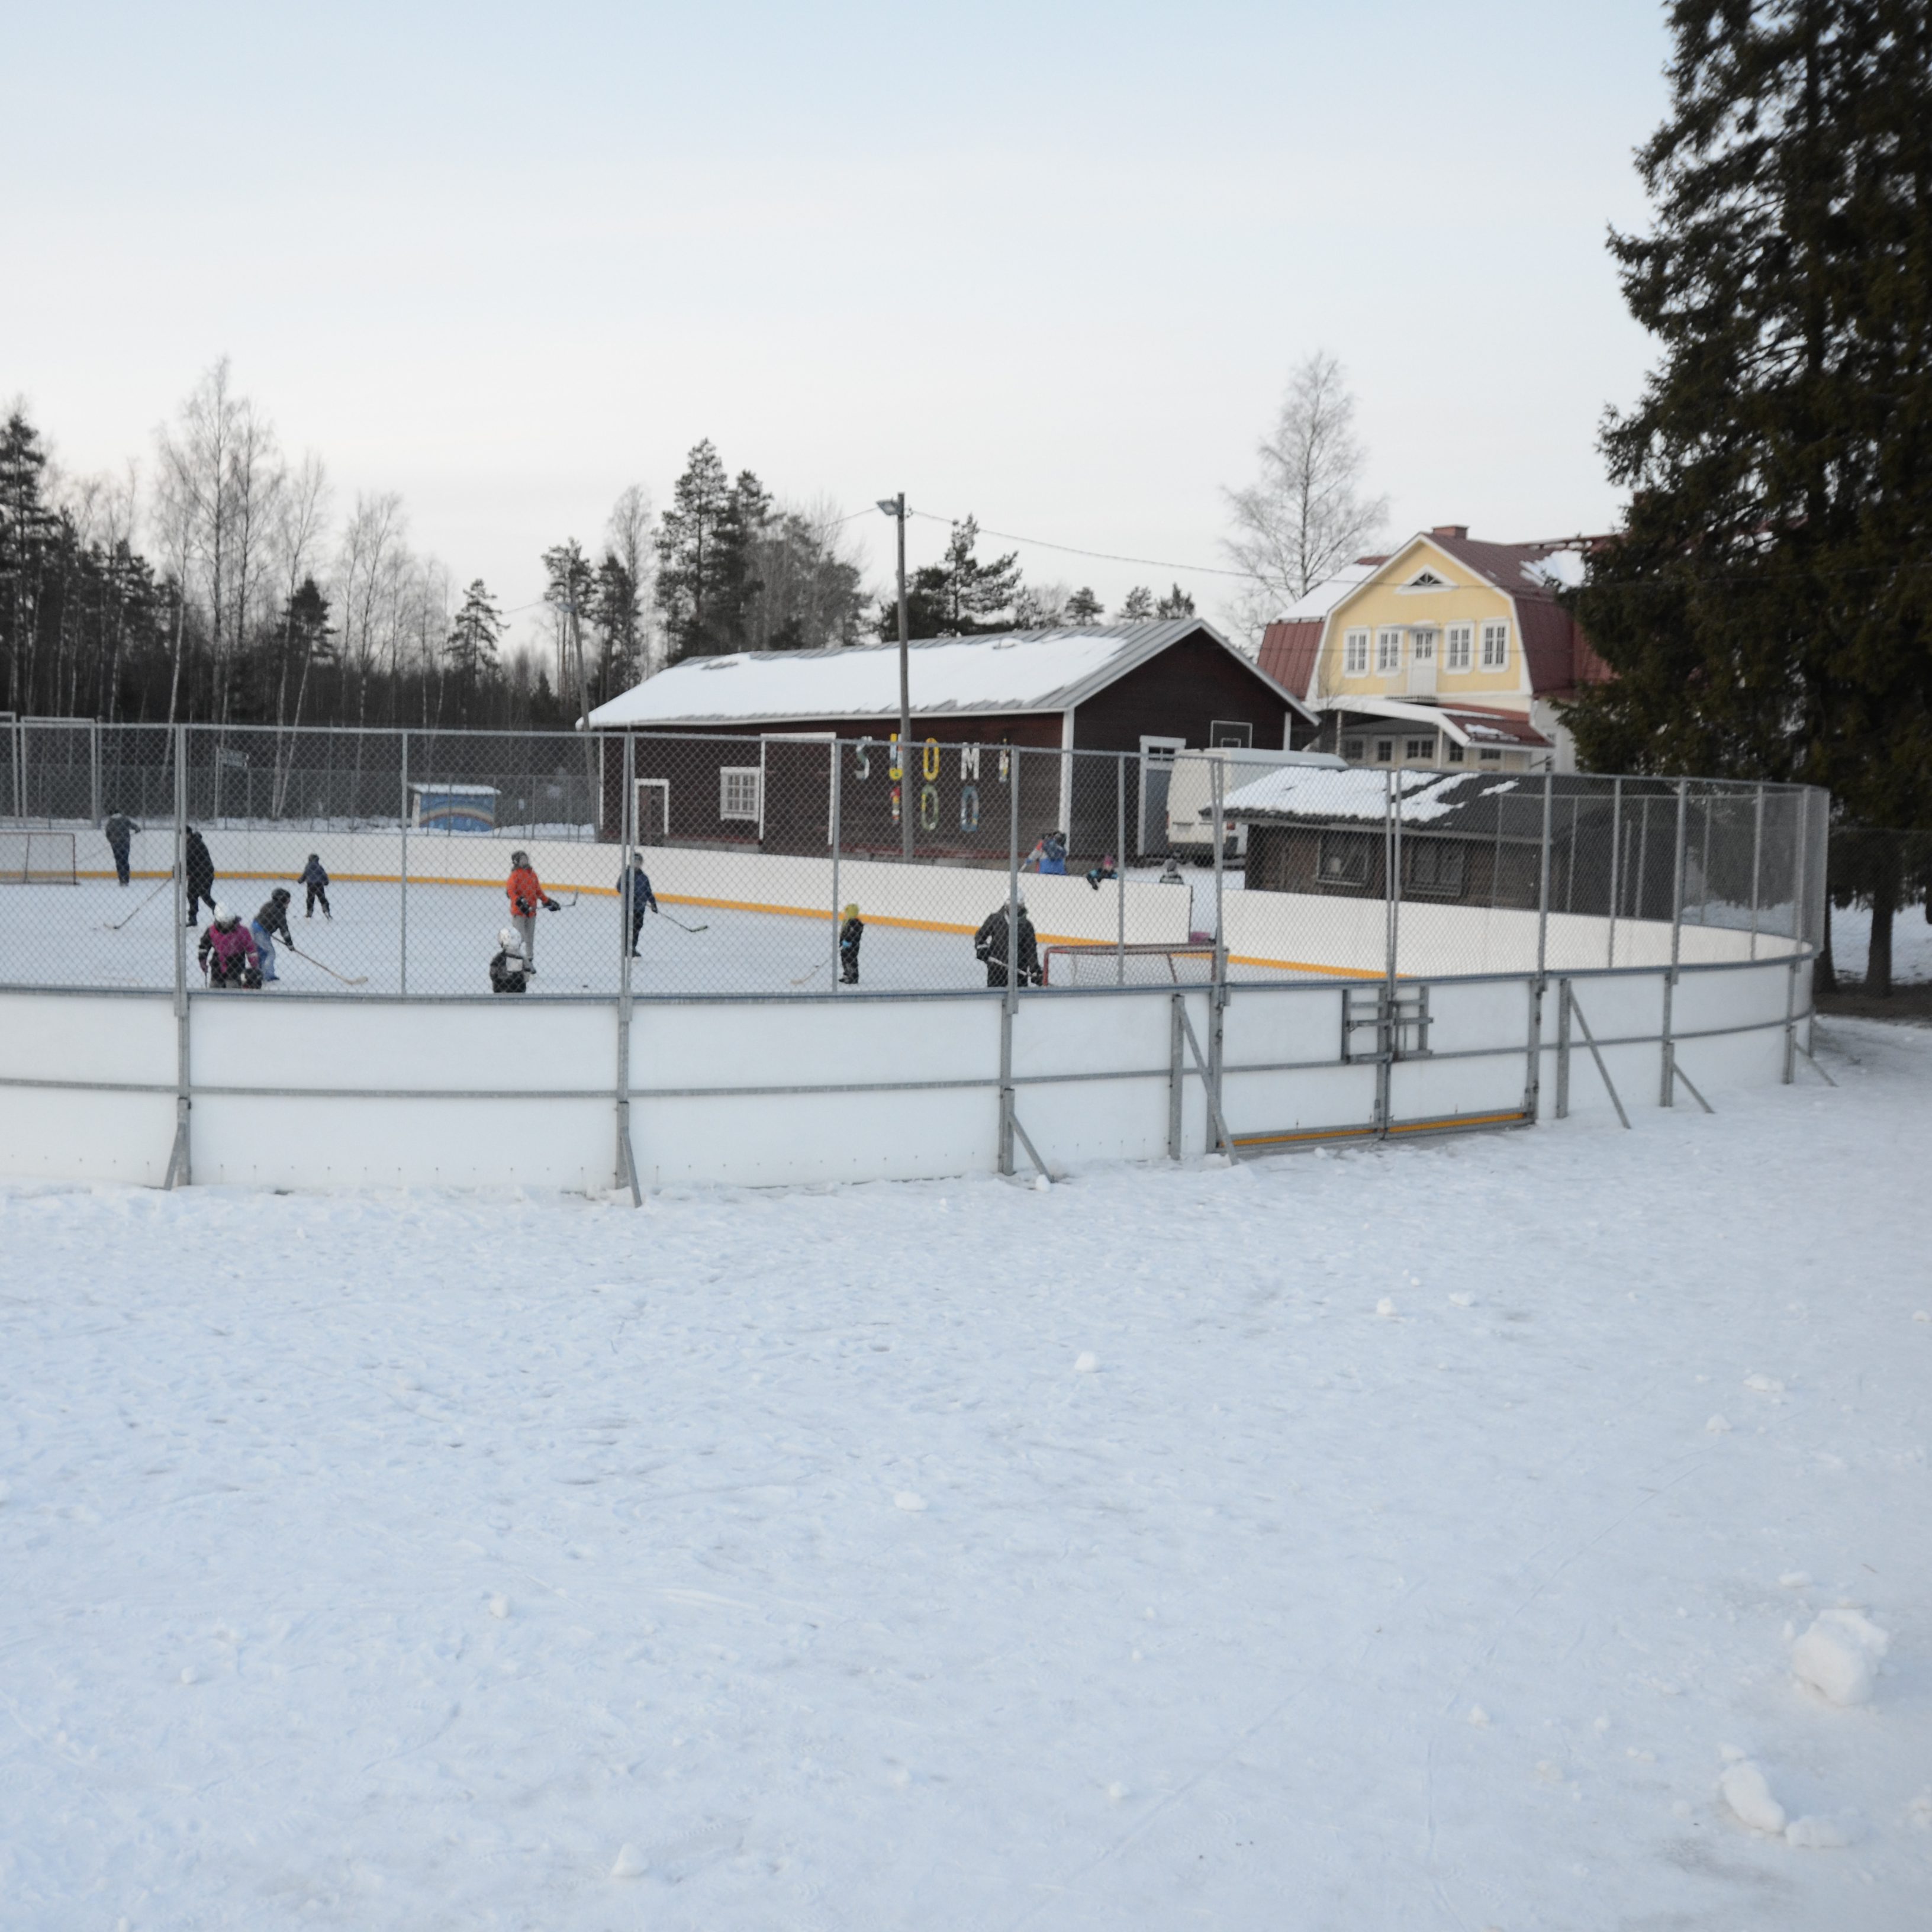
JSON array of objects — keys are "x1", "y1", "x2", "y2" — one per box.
[{"x1": 877, "y1": 494, "x2": 912, "y2": 862}]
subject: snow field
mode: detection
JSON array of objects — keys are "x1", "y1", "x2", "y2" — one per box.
[{"x1": 0, "y1": 1020, "x2": 1928, "y2": 1927}]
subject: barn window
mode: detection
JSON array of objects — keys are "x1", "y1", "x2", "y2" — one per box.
[
  {"x1": 1405, "y1": 839, "x2": 1468, "y2": 897},
  {"x1": 1210, "y1": 720, "x2": 1253, "y2": 748},
  {"x1": 719, "y1": 767, "x2": 762, "y2": 822},
  {"x1": 1316, "y1": 830, "x2": 1371, "y2": 886}
]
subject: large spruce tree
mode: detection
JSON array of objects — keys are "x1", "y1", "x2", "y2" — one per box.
[{"x1": 1566, "y1": 0, "x2": 1932, "y2": 990}]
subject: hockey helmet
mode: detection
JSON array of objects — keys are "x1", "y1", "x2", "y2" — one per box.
[
  {"x1": 510, "y1": 849, "x2": 530, "y2": 867},
  {"x1": 498, "y1": 926, "x2": 520, "y2": 952},
  {"x1": 213, "y1": 903, "x2": 236, "y2": 926}
]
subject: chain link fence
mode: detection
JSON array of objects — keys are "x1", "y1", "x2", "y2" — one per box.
[{"x1": 0, "y1": 719, "x2": 1825, "y2": 1003}]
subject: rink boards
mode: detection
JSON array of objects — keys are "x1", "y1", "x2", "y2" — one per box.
[{"x1": 0, "y1": 952, "x2": 1812, "y2": 1192}]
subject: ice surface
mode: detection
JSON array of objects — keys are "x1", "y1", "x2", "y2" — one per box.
[{"x1": 2, "y1": 1018, "x2": 1931, "y2": 1927}]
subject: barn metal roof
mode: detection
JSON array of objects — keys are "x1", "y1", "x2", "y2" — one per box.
[{"x1": 584, "y1": 620, "x2": 1316, "y2": 730}]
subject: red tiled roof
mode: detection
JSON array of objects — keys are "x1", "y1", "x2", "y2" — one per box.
[{"x1": 1257, "y1": 619, "x2": 1323, "y2": 699}]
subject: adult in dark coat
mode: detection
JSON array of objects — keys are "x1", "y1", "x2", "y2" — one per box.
[
  {"x1": 619, "y1": 856, "x2": 659, "y2": 957},
  {"x1": 183, "y1": 827, "x2": 216, "y2": 926},
  {"x1": 104, "y1": 810, "x2": 140, "y2": 886},
  {"x1": 973, "y1": 901, "x2": 1041, "y2": 988}
]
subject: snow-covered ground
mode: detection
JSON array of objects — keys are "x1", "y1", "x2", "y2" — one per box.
[
  {"x1": 1829, "y1": 902, "x2": 1932, "y2": 984},
  {"x1": 2, "y1": 1022, "x2": 1930, "y2": 1928}
]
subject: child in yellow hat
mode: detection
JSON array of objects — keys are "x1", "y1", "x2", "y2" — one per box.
[{"x1": 839, "y1": 903, "x2": 864, "y2": 984}]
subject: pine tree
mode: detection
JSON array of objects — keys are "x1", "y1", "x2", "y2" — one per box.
[
  {"x1": 446, "y1": 579, "x2": 503, "y2": 684},
  {"x1": 654, "y1": 443, "x2": 771, "y2": 659},
  {"x1": 1564, "y1": 0, "x2": 1932, "y2": 990},
  {"x1": 880, "y1": 516, "x2": 1022, "y2": 638},
  {"x1": 1154, "y1": 584, "x2": 1196, "y2": 619},
  {"x1": 1119, "y1": 586, "x2": 1155, "y2": 622},
  {"x1": 1064, "y1": 586, "x2": 1103, "y2": 626}
]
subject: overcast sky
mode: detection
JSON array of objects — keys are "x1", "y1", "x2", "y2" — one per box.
[{"x1": 2, "y1": 0, "x2": 1672, "y2": 645}]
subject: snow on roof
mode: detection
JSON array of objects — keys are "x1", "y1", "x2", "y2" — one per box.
[
  {"x1": 1221, "y1": 764, "x2": 1521, "y2": 826},
  {"x1": 1312, "y1": 695, "x2": 1553, "y2": 749},
  {"x1": 1521, "y1": 548, "x2": 1586, "y2": 591},
  {"x1": 1273, "y1": 558, "x2": 1384, "y2": 623},
  {"x1": 586, "y1": 620, "x2": 1310, "y2": 728}
]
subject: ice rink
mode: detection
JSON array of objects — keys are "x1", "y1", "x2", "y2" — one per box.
[{"x1": 14, "y1": 868, "x2": 1268, "y2": 999}]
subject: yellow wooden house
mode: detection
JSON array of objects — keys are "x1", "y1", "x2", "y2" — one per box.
[{"x1": 1258, "y1": 526, "x2": 1609, "y2": 772}]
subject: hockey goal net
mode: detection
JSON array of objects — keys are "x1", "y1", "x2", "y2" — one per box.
[
  {"x1": 1041, "y1": 940, "x2": 1218, "y2": 986},
  {"x1": 0, "y1": 831, "x2": 79, "y2": 884}
]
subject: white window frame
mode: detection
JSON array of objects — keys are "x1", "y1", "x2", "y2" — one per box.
[
  {"x1": 1375, "y1": 628, "x2": 1403, "y2": 674},
  {"x1": 1374, "y1": 737, "x2": 1395, "y2": 764},
  {"x1": 633, "y1": 777, "x2": 669, "y2": 842},
  {"x1": 1342, "y1": 628, "x2": 1370, "y2": 675},
  {"x1": 1341, "y1": 736, "x2": 1364, "y2": 762},
  {"x1": 1480, "y1": 619, "x2": 1509, "y2": 669},
  {"x1": 719, "y1": 765, "x2": 762, "y2": 824},
  {"x1": 1445, "y1": 740, "x2": 1466, "y2": 764},
  {"x1": 1445, "y1": 622, "x2": 1473, "y2": 671},
  {"x1": 1404, "y1": 736, "x2": 1436, "y2": 763},
  {"x1": 1479, "y1": 748, "x2": 1503, "y2": 764}
]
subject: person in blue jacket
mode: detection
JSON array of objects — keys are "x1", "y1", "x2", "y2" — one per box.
[
  {"x1": 299, "y1": 853, "x2": 331, "y2": 920},
  {"x1": 619, "y1": 855, "x2": 659, "y2": 957}
]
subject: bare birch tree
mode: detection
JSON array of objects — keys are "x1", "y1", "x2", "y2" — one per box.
[{"x1": 1222, "y1": 351, "x2": 1388, "y2": 645}]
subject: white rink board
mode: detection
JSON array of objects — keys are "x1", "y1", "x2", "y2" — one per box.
[{"x1": 0, "y1": 954, "x2": 1811, "y2": 1193}]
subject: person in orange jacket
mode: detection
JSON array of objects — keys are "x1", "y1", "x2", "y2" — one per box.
[{"x1": 505, "y1": 849, "x2": 561, "y2": 971}]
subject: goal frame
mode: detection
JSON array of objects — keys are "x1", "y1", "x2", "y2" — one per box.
[
  {"x1": 0, "y1": 830, "x2": 79, "y2": 886},
  {"x1": 1040, "y1": 940, "x2": 1218, "y2": 986}
]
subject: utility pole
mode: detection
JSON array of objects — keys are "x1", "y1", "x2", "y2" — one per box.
[{"x1": 877, "y1": 494, "x2": 912, "y2": 862}]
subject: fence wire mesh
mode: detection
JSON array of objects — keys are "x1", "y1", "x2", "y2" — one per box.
[{"x1": 0, "y1": 719, "x2": 1823, "y2": 1002}]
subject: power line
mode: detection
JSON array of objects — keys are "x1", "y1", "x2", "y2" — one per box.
[{"x1": 903, "y1": 507, "x2": 1254, "y2": 581}]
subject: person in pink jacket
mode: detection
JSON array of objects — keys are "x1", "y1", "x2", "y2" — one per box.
[{"x1": 197, "y1": 905, "x2": 262, "y2": 989}]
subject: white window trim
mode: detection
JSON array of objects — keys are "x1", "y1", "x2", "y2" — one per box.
[
  {"x1": 1480, "y1": 619, "x2": 1509, "y2": 670},
  {"x1": 1408, "y1": 627, "x2": 1437, "y2": 661},
  {"x1": 1375, "y1": 627, "x2": 1403, "y2": 674},
  {"x1": 1445, "y1": 622, "x2": 1474, "y2": 672},
  {"x1": 719, "y1": 765, "x2": 762, "y2": 823},
  {"x1": 1342, "y1": 627, "x2": 1370, "y2": 676},
  {"x1": 633, "y1": 777, "x2": 669, "y2": 841}
]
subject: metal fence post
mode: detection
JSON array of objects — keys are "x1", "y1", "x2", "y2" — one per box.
[
  {"x1": 830, "y1": 739, "x2": 842, "y2": 984},
  {"x1": 398, "y1": 732, "x2": 409, "y2": 997},
  {"x1": 1535, "y1": 770, "x2": 1553, "y2": 978},
  {"x1": 1749, "y1": 782, "x2": 1765, "y2": 961},
  {"x1": 999, "y1": 747, "x2": 1019, "y2": 1176},
  {"x1": 1380, "y1": 769, "x2": 1399, "y2": 1136},
  {"x1": 163, "y1": 724, "x2": 191, "y2": 1189},
  {"x1": 1209, "y1": 754, "x2": 1227, "y2": 1151},
  {"x1": 1168, "y1": 991, "x2": 1184, "y2": 1160},
  {"x1": 1555, "y1": 976, "x2": 1572, "y2": 1119},
  {"x1": 1661, "y1": 778, "x2": 1688, "y2": 1106},
  {"x1": 616, "y1": 732, "x2": 642, "y2": 1203},
  {"x1": 1115, "y1": 752, "x2": 1126, "y2": 984},
  {"x1": 1606, "y1": 775, "x2": 1622, "y2": 967}
]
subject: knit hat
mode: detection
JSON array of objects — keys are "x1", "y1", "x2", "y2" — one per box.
[{"x1": 843, "y1": 904, "x2": 859, "y2": 919}]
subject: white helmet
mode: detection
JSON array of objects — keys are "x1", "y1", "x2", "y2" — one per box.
[
  {"x1": 498, "y1": 926, "x2": 520, "y2": 951},
  {"x1": 214, "y1": 903, "x2": 235, "y2": 925}
]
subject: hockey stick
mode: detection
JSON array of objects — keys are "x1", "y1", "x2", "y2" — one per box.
[
  {"x1": 790, "y1": 959, "x2": 829, "y2": 986},
  {"x1": 659, "y1": 910, "x2": 708, "y2": 933},
  {"x1": 281, "y1": 940, "x2": 369, "y2": 987},
  {"x1": 99, "y1": 876, "x2": 172, "y2": 930}
]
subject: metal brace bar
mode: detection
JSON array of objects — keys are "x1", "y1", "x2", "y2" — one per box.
[
  {"x1": 1566, "y1": 987, "x2": 1631, "y2": 1130},
  {"x1": 1668, "y1": 1052, "x2": 1716, "y2": 1115},
  {"x1": 1009, "y1": 1110, "x2": 1054, "y2": 1182},
  {"x1": 1176, "y1": 999, "x2": 1234, "y2": 1155}
]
